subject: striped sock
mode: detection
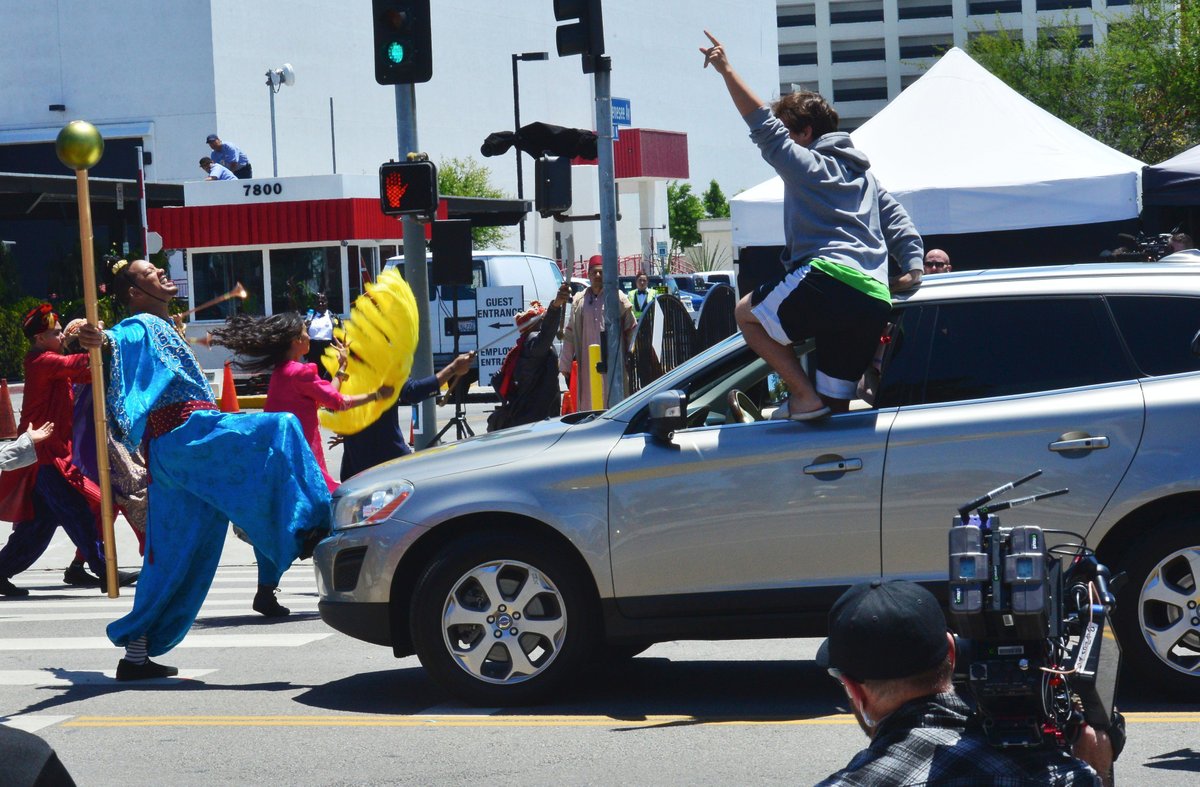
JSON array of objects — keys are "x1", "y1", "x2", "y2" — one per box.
[{"x1": 124, "y1": 636, "x2": 148, "y2": 665}]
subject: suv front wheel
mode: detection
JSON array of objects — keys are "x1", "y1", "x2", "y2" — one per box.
[
  {"x1": 1111, "y1": 521, "x2": 1200, "y2": 698},
  {"x1": 409, "y1": 532, "x2": 596, "y2": 706}
]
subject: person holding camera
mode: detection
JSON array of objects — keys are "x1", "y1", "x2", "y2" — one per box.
[{"x1": 816, "y1": 579, "x2": 1113, "y2": 786}]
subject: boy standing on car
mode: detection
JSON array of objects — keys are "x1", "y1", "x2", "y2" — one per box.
[{"x1": 700, "y1": 32, "x2": 923, "y2": 420}]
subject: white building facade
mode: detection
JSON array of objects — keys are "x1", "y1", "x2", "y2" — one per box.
[{"x1": 776, "y1": 0, "x2": 1128, "y2": 130}]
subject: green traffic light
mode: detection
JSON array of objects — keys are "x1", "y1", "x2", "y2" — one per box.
[{"x1": 387, "y1": 41, "x2": 405, "y2": 64}]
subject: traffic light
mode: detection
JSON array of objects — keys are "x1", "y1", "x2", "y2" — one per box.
[
  {"x1": 379, "y1": 160, "x2": 438, "y2": 217},
  {"x1": 553, "y1": 0, "x2": 605, "y2": 74},
  {"x1": 535, "y1": 156, "x2": 572, "y2": 217},
  {"x1": 372, "y1": 0, "x2": 433, "y2": 84}
]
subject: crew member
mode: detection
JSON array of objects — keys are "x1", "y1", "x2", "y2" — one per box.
[{"x1": 816, "y1": 579, "x2": 1113, "y2": 786}]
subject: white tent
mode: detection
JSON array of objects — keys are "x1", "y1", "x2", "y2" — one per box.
[{"x1": 731, "y1": 48, "x2": 1144, "y2": 248}]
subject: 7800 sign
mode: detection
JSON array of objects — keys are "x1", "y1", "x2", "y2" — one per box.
[{"x1": 242, "y1": 183, "x2": 283, "y2": 197}]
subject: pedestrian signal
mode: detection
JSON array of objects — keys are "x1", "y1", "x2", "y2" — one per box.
[{"x1": 379, "y1": 160, "x2": 438, "y2": 217}]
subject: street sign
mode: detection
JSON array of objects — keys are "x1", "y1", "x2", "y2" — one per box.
[
  {"x1": 611, "y1": 97, "x2": 631, "y2": 126},
  {"x1": 474, "y1": 285, "x2": 523, "y2": 389}
]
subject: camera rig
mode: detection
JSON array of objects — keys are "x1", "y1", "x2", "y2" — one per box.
[{"x1": 948, "y1": 470, "x2": 1125, "y2": 753}]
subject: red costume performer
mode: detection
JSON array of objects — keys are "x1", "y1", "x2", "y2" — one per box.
[{"x1": 0, "y1": 304, "x2": 119, "y2": 596}]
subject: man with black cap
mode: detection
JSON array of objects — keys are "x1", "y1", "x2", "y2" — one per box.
[
  {"x1": 816, "y1": 579, "x2": 1112, "y2": 786},
  {"x1": 205, "y1": 134, "x2": 252, "y2": 179}
]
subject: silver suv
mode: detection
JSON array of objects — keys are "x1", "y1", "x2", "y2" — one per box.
[{"x1": 315, "y1": 263, "x2": 1200, "y2": 706}]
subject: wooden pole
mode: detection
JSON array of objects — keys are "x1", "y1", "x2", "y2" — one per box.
[{"x1": 74, "y1": 170, "x2": 119, "y2": 599}]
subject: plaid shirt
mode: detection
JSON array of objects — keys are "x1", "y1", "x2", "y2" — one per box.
[{"x1": 817, "y1": 692, "x2": 1103, "y2": 787}]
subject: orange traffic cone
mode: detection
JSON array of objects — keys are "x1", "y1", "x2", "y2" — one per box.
[
  {"x1": 219, "y1": 361, "x2": 240, "y2": 413},
  {"x1": 0, "y1": 379, "x2": 17, "y2": 439},
  {"x1": 561, "y1": 361, "x2": 578, "y2": 415}
]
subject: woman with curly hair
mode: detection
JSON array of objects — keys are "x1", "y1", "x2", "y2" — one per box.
[
  {"x1": 209, "y1": 312, "x2": 391, "y2": 616},
  {"x1": 210, "y1": 312, "x2": 393, "y2": 493}
]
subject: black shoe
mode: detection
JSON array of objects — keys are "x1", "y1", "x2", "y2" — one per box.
[
  {"x1": 116, "y1": 658, "x2": 179, "y2": 681},
  {"x1": 253, "y1": 585, "x2": 290, "y2": 617},
  {"x1": 100, "y1": 570, "x2": 141, "y2": 594},
  {"x1": 0, "y1": 577, "x2": 29, "y2": 597},
  {"x1": 64, "y1": 562, "x2": 102, "y2": 587}
]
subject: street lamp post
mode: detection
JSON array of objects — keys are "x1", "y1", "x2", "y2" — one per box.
[
  {"x1": 511, "y1": 51, "x2": 548, "y2": 252},
  {"x1": 266, "y1": 63, "x2": 295, "y2": 178}
]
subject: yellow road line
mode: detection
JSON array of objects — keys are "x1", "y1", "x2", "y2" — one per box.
[{"x1": 60, "y1": 712, "x2": 1200, "y2": 729}]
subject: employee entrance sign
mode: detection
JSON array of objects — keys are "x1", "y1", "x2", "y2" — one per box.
[{"x1": 475, "y1": 286, "x2": 523, "y2": 388}]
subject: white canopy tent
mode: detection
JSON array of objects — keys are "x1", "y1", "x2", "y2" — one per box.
[{"x1": 731, "y1": 48, "x2": 1144, "y2": 249}]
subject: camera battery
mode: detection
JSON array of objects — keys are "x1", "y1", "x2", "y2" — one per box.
[
  {"x1": 949, "y1": 519, "x2": 988, "y2": 637},
  {"x1": 1004, "y1": 526, "x2": 1047, "y2": 613}
]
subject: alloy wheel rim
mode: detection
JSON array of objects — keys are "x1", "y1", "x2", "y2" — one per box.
[
  {"x1": 441, "y1": 559, "x2": 567, "y2": 685},
  {"x1": 1137, "y1": 546, "x2": 1200, "y2": 677}
]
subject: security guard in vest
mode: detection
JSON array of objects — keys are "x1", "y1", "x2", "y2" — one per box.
[{"x1": 629, "y1": 272, "x2": 656, "y2": 322}]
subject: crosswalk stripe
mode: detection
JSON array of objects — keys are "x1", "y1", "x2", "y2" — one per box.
[
  {"x1": 0, "y1": 604, "x2": 319, "y2": 623},
  {"x1": 1, "y1": 715, "x2": 74, "y2": 733},
  {"x1": 2, "y1": 585, "x2": 317, "y2": 598},
  {"x1": 0, "y1": 633, "x2": 331, "y2": 651},
  {"x1": 0, "y1": 596, "x2": 314, "y2": 611},
  {"x1": 0, "y1": 669, "x2": 215, "y2": 686}
]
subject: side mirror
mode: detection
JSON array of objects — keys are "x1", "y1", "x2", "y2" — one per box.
[{"x1": 647, "y1": 390, "x2": 687, "y2": 442}]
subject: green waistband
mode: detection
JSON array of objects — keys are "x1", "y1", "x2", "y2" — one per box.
[{"x1": 810, "y1": 258, "x2": 891, "y2": 303}]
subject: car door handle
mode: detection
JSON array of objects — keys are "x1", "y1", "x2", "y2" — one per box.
[
  {"x1": 1049, "y1": 436, "x2": 1110, "y2": 453},
  {"x1": 803, "y1": 458, "x2": 863, "y2": 474}
]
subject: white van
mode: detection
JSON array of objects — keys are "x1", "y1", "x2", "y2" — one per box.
[{"x1": 384, "y1": 250, "x2": 564, "y2": 371}]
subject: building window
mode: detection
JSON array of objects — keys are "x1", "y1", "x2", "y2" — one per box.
[
  {"x1": 829, "y1": 0, "x2": 885, "y2": 24},
  {"x1": 1035, "y1": 0, "x2": 1091, "y2": 9},
  {"x1": 898, "y1": 0, "x2": 953, "y2": 20},
  {"x1": 834, "y1": 78, "x2": 889, "y2": 103},
  {"x1": 779, "y1": 43, "x2": 819, "y2": 66},
  {"x1": 191, "y1": 251, "x2": 266, "y2": 320},
  {"x1": 831, "y1": 40, "x2": 886, "y2": 63},
  {"x1": 269, "y1": 246, "x2": 344, "y2": 315},
  {"x1": 968, "y1": 0, "x2": 1021, "y2": 13},
  {"x1": 778, "y1": 12, "x2": 816, "y2": 26},
  {"x1": 899, "y1": 34, "x2": 954, "y2": 59}
]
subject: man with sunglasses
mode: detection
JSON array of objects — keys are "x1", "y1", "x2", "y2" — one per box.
[
  {"x1": 924, "y1": 249, "x2": 952, "y2": 275},
  {"x1": 816, "y1": 579, "x2": 1112, "y2": 786}
]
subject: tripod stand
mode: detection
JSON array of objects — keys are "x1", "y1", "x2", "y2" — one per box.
[{"x1": 433, "y1": 288, "x2": 474, "y2": 444}]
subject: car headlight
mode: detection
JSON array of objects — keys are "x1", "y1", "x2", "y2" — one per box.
[{"x1": 333, "y1": 480, "x2": 414, "y2": 530}]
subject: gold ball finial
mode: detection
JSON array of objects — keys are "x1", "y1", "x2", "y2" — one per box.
[{"x1": 56, "y1": 120, "x2": 105, "y2": 171}]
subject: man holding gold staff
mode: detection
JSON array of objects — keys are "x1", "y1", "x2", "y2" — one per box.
[{"x1": 78, "y1": 258, "x2": 331, "y2": 680}]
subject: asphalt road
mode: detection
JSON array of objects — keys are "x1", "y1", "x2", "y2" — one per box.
[{"x1": 2, "y1": 399, "x2": 1199, "y2": 785}]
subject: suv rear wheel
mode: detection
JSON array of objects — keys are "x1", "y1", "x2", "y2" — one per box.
[
  {"x1": 409, "y1": 532, "x2": 596, "y2": 705},
  {"x1": 1111, "y1": 521, "x2": 1200, "y2": 698}
]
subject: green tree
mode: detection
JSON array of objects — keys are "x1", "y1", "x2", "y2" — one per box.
[
  {"x1": 437, "y1": 156, "x2": 509, "y2": 250},
  {"x1": 968, "y1": 0, "x2": 1200, "y2": 163},
  {"x1": 702, "y1": 179, "x2": 731, "y2": 218},
  {"x1": 667, "y1": 181, "x2": 704, "y2": 263}
]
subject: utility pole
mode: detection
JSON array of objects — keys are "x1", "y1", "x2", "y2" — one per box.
[
  {"x1": 395, "y1": 84, "x2": 437, "y2": 449},
  {"x1": 593, "y1": 56, "x2": 623, "y2": 405}
]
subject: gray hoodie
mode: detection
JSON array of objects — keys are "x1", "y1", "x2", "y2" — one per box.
[{"x1": 746, "y1": 107, "x2": 923, "y2": 286}]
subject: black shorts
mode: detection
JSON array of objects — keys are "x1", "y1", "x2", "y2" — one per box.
[{"x1": 750, "y1": 267, "x2": 890, "y2": 399}]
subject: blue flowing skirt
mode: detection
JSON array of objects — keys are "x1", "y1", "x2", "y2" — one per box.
[{"x1": 107, "y1": 410, "x2": 331, "y2": 656}]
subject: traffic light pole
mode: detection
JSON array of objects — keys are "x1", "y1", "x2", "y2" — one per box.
[
  {"x1": 395, "y1": 83, "x2": 437, "y2": 449},
  {"x1": 593, "y1": 56, "x2": 624, "y2": 406}
]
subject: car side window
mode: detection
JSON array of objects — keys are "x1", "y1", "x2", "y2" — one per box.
[
  {"x1": 1106, "y1": 295, "x2": 1200, "y2": 377},
  {"x1": 912, "y1": 298, "x2": 1131, "y2": 405}
]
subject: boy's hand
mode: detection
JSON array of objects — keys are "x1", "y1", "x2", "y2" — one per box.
[
  {"x1": 77, "y1": 322, "x2": 107, "y2": 349},
  {"x1": 700, "y1": 31, "x2": 731, "y2": 74}
]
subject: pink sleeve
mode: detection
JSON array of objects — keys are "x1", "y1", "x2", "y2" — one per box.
[{"x1": 292, "y1": 363, "x2": 349, "y2": 411}]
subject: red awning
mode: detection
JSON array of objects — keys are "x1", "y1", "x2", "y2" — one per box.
[
  {"x1": 572, "y1": 129, "x2": 689, "y2": 180},
  {"x1": 148, "y1": 198, "x2": 446, "y2": 249}
]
